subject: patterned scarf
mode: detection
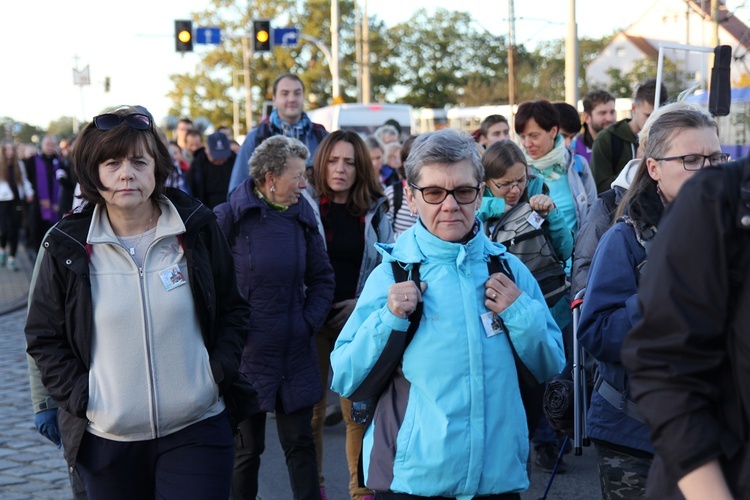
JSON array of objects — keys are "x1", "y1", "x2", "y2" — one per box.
[
  {"x1": 269, "y1": 109, "x2": 312, "y2": 140},
  {"x1": 525, "y1": 134, "x2": 568, "y2": 182}
]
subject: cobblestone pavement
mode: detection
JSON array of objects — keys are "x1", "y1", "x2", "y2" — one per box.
[{"x1": 0, "y1": 308, "x2": 73, "y2": 499}]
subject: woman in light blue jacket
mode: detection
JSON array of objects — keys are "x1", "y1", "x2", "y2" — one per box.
[{"x1": 331, "y1": 129, "x2": 564, "y2": 499}]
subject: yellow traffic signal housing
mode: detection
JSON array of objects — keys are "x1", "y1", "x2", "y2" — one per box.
[
  {"x1": 253, "y1": 19, "x2": 271, "y2": 53},
  {"x1": 175, "y1": 20, "x2": 193, "y2": 52}
]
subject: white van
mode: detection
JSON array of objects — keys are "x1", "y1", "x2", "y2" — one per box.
[{"x1": 307, "y1": 103, "x2": 415, "y2": 140}]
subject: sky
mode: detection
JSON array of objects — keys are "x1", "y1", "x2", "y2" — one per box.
[{"x1": 4, "y1": 0, "x2": 749, "y2": 130}]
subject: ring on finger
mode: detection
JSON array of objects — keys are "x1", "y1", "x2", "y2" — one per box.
[{"x1": 492, "y1": 292, "x2": 498, "y2": 300}]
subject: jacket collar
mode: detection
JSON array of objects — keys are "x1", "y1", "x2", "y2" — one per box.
[
  {"x1": 228, "y1": 178, "x2": 319, "y2": 231},
  {"x1": 376, "y1": 218, "x2": 503, "y2": 266},
  {"x1": 86, "y1": 196, "x2": 187, "y2": 247}
]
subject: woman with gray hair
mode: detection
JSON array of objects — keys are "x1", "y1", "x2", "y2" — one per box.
[
  {"x1": 330, "y1": 128, "x2": 565, "y2": 498},
  {"x1": 214, "y1": 135, "x2": 335, "y2": 500}
]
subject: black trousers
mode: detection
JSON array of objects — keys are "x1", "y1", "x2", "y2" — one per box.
[
  {"x1": 232, "y1": 404, "x2": 320, "y2": 500},
  {"x1": 0, "y1": 200, "x2": 22, "y2": 256},
  {"x1": 76, "y1": 411, "x2": 234, "y2": 500}
]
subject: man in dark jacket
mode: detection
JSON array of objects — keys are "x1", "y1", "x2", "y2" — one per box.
[
  {"x1": 589, "y1": 79, "x2": 667, "y2": 193},
  {"x1": 623, "y1": 157, "x2": 750, "y2": 499},
  {"x1": 187, "y1": 131, "x2": 237, "y2": 209}
]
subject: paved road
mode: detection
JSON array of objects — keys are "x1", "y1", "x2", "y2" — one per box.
[{"x1": 0, "y1": 256, "x2": 601, "y2": 500}]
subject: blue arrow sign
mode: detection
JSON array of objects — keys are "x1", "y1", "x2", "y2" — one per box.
[
  {"x1": 274, "y1": 28, "x2": 298, "y2": 47},
  {"x1": 195, "y1": 27, "x2": 221, "y2": 44}
]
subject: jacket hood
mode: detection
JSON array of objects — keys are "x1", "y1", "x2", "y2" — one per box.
[{"x1": 611, "y1": 158, "x2": 640, "y2": 190}]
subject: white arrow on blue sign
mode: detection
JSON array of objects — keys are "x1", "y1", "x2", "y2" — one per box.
[
  {"x1": 196, "y1": 27, "x2": 222, "y2": 44},
  {"x1": 274, "y1": 28, "x2": 298, "y2": 47}
]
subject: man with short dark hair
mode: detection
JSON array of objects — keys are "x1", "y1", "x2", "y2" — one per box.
[
  {"x1": 573, "y1": 89, "x2": 616, "y2": 164},
  {"x1": 590, "y1": 79, "x2": 668, "y2": 193},
  {"x1": 227, "y1": 73, "x2": 328, "y2": 195},
  {"x1": 553, "y1": 102, "x2": 583, "y2": 149},
  {"x1": 477, "y1": 114, "x2": 511, "y2": 147}
]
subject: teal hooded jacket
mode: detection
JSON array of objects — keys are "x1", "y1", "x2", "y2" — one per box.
[{"x1": 331, "y1": 220, "x2": 564, "y2": 498}]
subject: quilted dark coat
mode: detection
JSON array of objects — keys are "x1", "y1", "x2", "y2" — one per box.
[{"x1": 215, "y1": 179, "x2": 335, "y2": 413}]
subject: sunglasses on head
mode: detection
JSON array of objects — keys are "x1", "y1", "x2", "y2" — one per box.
[{"x1": 93, "y1": 113, "x2": 151, "y2": 131}]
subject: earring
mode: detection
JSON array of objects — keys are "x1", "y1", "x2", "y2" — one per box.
[
  {"x1": 410, "y1": 212, "x2": 417, "y2": 219},
  {"x1": 270, "y1": 184, "x2": 276, "y2": 193}
]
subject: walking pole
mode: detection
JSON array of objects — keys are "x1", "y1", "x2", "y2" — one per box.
[
  {"x1": 538, "y1": 435, "x2": 570, "y2": 500},
  {"x1": 571, "y1": 289, "x2": 586, "y2": 456}
]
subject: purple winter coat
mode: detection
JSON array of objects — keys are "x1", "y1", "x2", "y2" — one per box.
[{"x1": 214, "y1": 179, "x2": 335, "y2": 413}]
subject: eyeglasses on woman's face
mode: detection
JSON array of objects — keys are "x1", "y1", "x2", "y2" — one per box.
[
  {"x1": 408, "y1": 183, "x2": 481, "y2": 205},
  {"x1": 490, "y1": 176, "x2": 528, "y2": 193},
  {"x1": 654, "y1": 153, "x2": 730, "y2": 171}
]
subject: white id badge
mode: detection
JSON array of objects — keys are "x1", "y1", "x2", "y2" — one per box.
[
  {"x1": 159, "y1": 265, "x2": 187, "y2": 291},
  {"x1": 481, "y1": 311, "x2": 505, "y2": 338},
  {"x1": 527, "y1": 210, "x2": 544, "y2": 230}
]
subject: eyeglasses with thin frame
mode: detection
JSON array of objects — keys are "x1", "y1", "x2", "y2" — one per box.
[
  {"x1": 490, "y1": 176, "x2": 528, "y2": 192},
  {"x1": 93, "y1": 113, "x2": 152, "y2": 131},
  {"x1": 409, "y1": 183, "x2": 481, "y2": 205},
  {"x1": 653, "y1": 153, "x2": 730, "y2": 171}
]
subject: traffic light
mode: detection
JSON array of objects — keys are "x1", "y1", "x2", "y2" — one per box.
[
  {"x1": 175, "y1": 20, "x2": 193, "y2": 52},
  {"x1": 253, "y1": 19, "x2": 271, "y2": 53}
]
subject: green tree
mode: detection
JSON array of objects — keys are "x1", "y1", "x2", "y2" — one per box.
[
  {"x1": 0, "y1": 118, "x2": 45, "y2": 144},
  {"x1": 514, "y1": 35, "x2": 612, "y2": 102},
  {"x1": 385, "y1": 8, "x2": 507, "y2": 108}
]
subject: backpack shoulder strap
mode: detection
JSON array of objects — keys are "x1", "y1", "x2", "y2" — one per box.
[
  {"x1": 611, "y1": 134, "x2": 624, "y2": 165},
  {"x1": 311, "y1": 123, "x2": 327, "y2": 143},
  {"x1": 254, "y1": 122, "x2": 272, "y2": 148},
  {"x1": 348, "y1": 262, "x2": 422, "y2": 402},
  {"x1": 391, "y1": 261, "x2": 423, "y2": 341},
  {"x1": 487, "y1": 254, "x2": 514, "y2": 283},
  {"x1": 487, "y1": 254, "x2": 540, "y2": 387}
]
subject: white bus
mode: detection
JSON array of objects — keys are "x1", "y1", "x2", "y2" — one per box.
[{"x1": 307, "y1": 103, "x2": 415, "y2": 140}]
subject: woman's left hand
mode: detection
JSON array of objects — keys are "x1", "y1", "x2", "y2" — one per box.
[
  {"x1": 484, "y1": 272, "x2": 521, "y2": 314},
  {"x1": 529, "y1": 194, "x2": 555, "y2": 217}
]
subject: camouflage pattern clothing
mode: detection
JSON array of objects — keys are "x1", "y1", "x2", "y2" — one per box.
[{"x1": 594, "y1": 441, "x2": 652, "y2": 499}]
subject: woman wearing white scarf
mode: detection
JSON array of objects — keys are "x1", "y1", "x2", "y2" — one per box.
[
  {"x1": 515, "y1": 100, "x2": 596, "y2": 236},
  {"x1": 513, "y1": 99, "x2": 596, "y2": 474}
]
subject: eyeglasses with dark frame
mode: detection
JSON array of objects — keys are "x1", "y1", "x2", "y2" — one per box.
[
  {"x1": 490, "y1": 176, "x2": 528, "y2": 192},
  {"x1": 93, "y1": 113, "x2": 152, "y2": 131},
  {"x1": 409, "y1": 183, "x2": 481, "y2": 205},
  {"x1": 654, "y1": 153, "x2": 731, "y2": 171}
]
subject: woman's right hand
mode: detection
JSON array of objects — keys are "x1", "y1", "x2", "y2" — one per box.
[
  {"x1": 326, "y1": 299, "x2": 357, "y2": 331},
  {"x1": 528, "y1": 194, "x2": 555, "y2": 217},
  {"x1": 387, "y1": 281, "x2": 428, "y2": 319}
]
